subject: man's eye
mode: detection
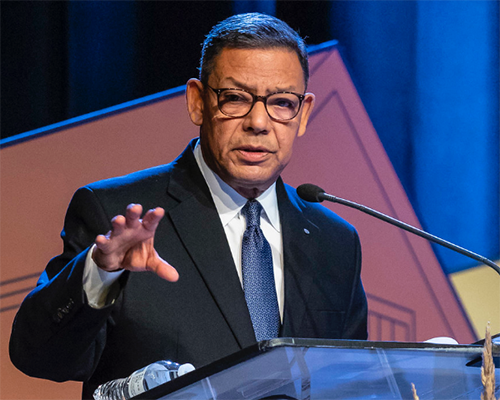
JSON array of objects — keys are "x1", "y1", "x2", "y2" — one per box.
[
  {"x1": 222, "y1": 93, "x2": 248, "y2": 102},
  {"x1": 270, "y1": 98, "x2": 295, "y2": 109}
]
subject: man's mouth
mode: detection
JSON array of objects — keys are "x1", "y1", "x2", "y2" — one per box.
[{"x1": 236, "y1": 146, "x2": 273, "y2": 162}]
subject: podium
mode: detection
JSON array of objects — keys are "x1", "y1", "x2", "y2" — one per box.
[{"x1": 134, "y1": 338, "x2": 500, "y2": 399}]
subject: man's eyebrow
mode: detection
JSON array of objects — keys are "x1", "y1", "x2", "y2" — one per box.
[
  {"x1": 218, "y1": 77, "x2": 253, "y2": 90},
  {"x1": 218, "y1": 77, "x2": 298, "y2": 94}
]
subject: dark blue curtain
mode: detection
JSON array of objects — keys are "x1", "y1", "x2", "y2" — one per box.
[{"x1": 329, "y1": 1, "x2": 499, "y2": 273}]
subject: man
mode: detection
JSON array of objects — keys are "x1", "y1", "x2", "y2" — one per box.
[{"x1": 10, "y1": 13, "x2": 367, "y2": 399}]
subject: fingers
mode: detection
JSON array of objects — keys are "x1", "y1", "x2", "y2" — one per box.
[
  {"x1": 110, "y1": 215, "x2": 126, "y2": 237},
  {"x1": 94, "y1": 233, "x2": 110, "y2": 249},
  {"x1": 93, "y1": 204, "x2": 172, "y2": 278},
  {"x1": 107, "y1": 204, "x2": 141, "y2": 240},
  {"x1": 142, "y1": 207, "x2": 165, "y2": 231},
  {"x1": 108, "y1": 205, "x2": 163, "y2": 238},
  {"x1": 125, "y1": 204, "x2": 143, "y2": 228}
]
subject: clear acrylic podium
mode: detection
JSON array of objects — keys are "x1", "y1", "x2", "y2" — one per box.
[{"x1": 134, "y1": 338, "x2": 500, "y2": 400}]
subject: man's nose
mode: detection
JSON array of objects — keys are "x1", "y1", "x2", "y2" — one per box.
[{"x1": 243, "y1": 98, "x2": 271, "y2": 133}]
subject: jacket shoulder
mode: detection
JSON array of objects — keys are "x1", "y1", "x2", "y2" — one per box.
[
  {"x1": 283, "y1": 182, "x2": 357, "y2": 235},
  {"x1": 85, "y1": 163, "x2": 175, "y2": 193}
]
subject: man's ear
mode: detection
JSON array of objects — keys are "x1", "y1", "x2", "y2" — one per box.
[
  {"x1": 186, "y1": 79, "x2": 204, "y2": 126},
  {"x1": 297, "y1": 93, "x2": 315, "y2": 137}
]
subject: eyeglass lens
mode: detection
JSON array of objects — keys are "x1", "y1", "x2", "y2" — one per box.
[{"x1": 218, "y1": 90, "x2": 302, "y2": 120}]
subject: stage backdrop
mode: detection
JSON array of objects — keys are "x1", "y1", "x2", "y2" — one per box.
[{"x1": 0, "y1": 43, "x2": 476, "y2": 399}]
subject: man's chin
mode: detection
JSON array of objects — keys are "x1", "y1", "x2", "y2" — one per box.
[{"x1": 227, "y1": 173, "x2": 278, "y2": 197}]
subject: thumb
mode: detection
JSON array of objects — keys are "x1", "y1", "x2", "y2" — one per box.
[{"x1": 149, "y1": 254, "x2": 179, "y2": 282}]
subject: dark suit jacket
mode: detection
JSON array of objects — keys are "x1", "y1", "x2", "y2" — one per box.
[{"x1": 10, "y1": 139, "x2": 367, "y2": 398}]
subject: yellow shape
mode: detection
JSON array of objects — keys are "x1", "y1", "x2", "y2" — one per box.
[{"x1": 450, "y1": 263, "x2": 500, "y2": 339}]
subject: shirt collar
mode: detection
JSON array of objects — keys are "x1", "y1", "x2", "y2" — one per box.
[{"x1": 193, "y1": 141, "x2": 280, "y2": 232}]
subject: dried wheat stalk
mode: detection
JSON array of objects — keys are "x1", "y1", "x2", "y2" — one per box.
[
  {"x1": 411, "y1": 382, "x2": 420, "y2": 400},
  {"x1": 481, "y1": 322, "x2": 496, "y2": 400}
]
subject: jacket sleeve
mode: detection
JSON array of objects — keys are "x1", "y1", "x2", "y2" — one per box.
[
  {"x1": 9, "y1": 186, "x2": 127, "y2": 382},
  {"x1": 341, "y1": 229, "x2": 368, "y2": 340}
]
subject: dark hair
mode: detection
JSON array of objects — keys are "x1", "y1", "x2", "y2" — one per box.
[{"x1": 200, "y1": 13, "x2": 309, "y2": 88}]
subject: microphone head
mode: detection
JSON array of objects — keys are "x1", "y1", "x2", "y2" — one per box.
[{"x1": 297, "y1": 184, "x2": 326, "y2": 203}]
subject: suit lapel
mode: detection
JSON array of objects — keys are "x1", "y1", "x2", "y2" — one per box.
[
  {"x1": 165, "y1": 143, "x2": 256, "y2": 349},
  {"x1": 277, "y1": 181, "x2": 318, "y2": 337}
]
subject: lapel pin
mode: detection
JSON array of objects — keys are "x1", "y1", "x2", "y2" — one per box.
[{"x1": 303, "y1": 228, "x2": 310, "y2": 235}]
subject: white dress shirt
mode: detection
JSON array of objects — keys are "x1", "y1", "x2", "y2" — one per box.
[
  {"x1": 83, "y1": 141, "x2": 284, "y2": 320},
  {"x1": 193, "y1": 144, "x2": 284, "y2": 320}
]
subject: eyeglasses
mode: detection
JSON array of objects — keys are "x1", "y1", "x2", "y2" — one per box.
[{"x1": 206, "y1": 84, "x2": 305, "y2": 121}]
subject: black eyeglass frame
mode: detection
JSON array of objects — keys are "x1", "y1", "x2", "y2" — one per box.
[{"x1": 206, "y1": 84, "x2": 306, "y2": 121}]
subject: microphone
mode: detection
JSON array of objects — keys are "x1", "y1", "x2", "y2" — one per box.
[
  {"x1": 296, "y1": 183, "x2": 327, "y2": 203},
  {"x1": 296, "y1": 183, "x2": 500, "y2": 276}
]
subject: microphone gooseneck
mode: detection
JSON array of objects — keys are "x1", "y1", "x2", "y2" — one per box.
[{"x1": 296, "y1": 184, "x2": 500, "y2": 276}]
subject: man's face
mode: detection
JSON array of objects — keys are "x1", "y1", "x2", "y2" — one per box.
[{"x1": 186, "y1": 47, "x2": 315, "y2": 198}]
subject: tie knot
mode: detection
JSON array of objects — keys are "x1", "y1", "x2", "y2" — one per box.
[{"x1": 242, "y1": 200, "x2": 263, "y2": 228}]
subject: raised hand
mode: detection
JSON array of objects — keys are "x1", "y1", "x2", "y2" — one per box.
[{"x1": 92, "y1": 204, "x2": 179, "y2": 282}]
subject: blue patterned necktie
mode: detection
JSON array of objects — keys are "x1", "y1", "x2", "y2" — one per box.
[{"x1": 241, "y1": 200, "x2": 280, "y2": 341}]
